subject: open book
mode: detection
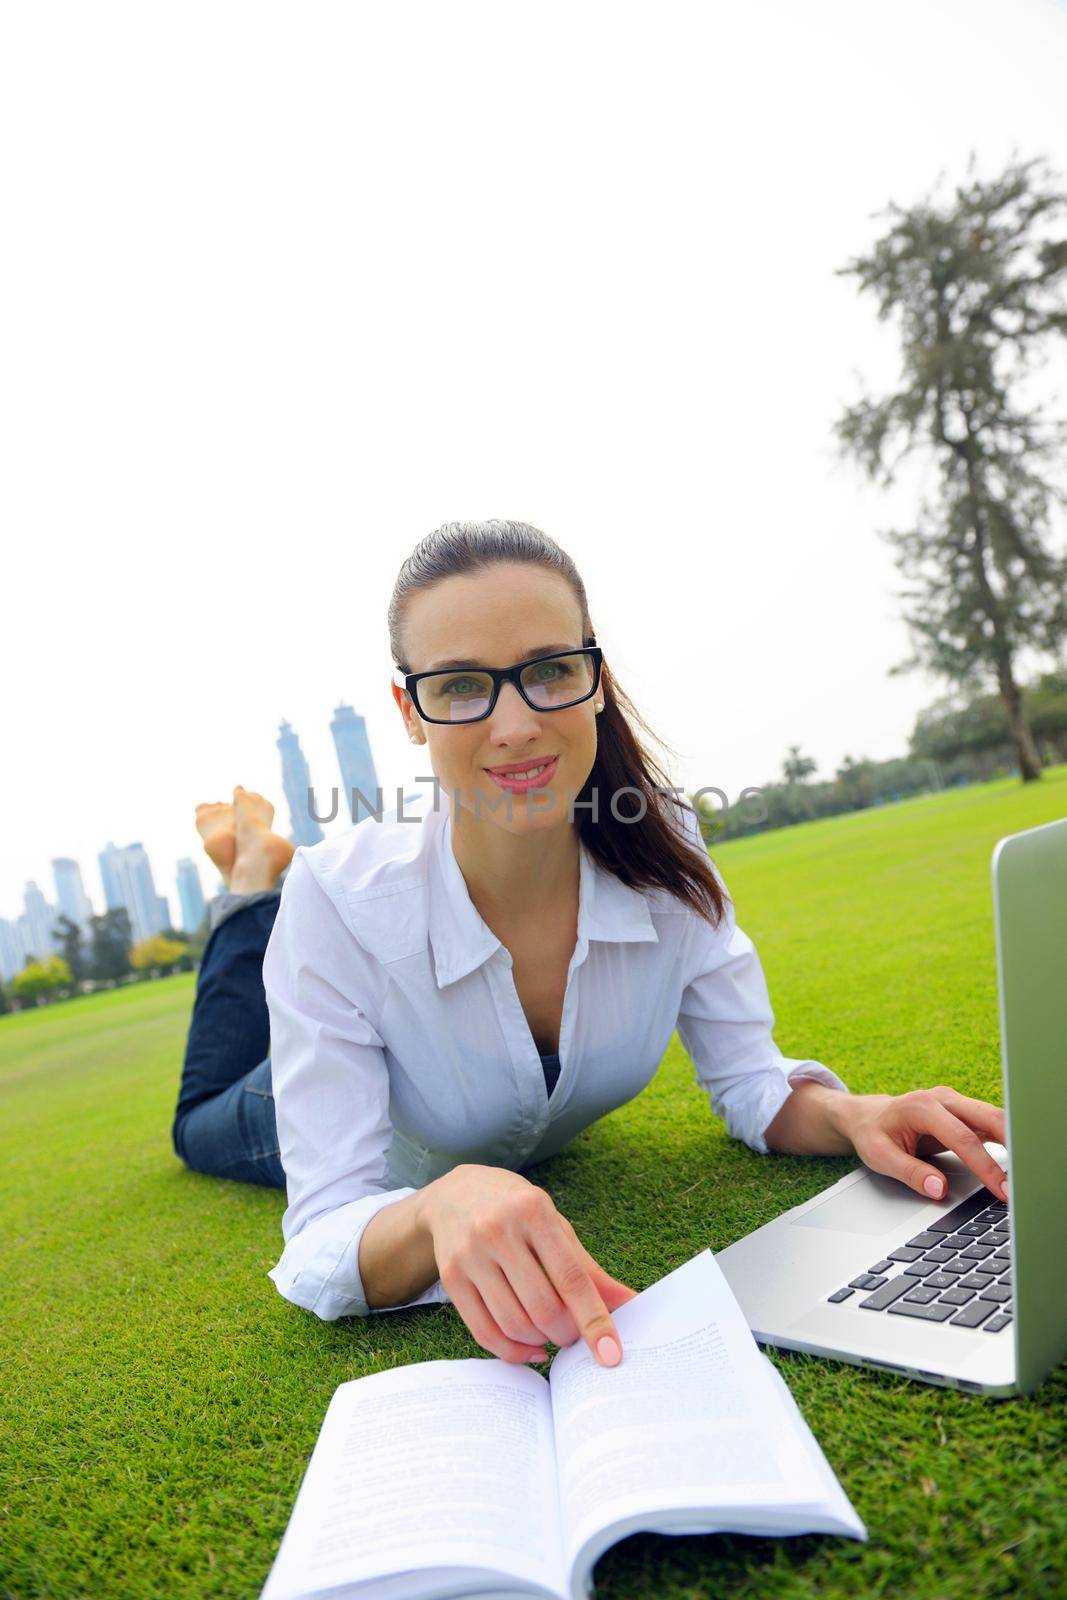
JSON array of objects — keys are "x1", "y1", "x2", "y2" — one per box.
[{"x1": 260, "y1": 1248, "x2": 867, "y2": 1600}]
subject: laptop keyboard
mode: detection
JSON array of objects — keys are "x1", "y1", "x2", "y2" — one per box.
[{"x1": 826, "y1": 1188, "x2": 1012, "y2": 1332}]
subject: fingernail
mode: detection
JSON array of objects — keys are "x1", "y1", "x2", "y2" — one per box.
[
  {"x1": 597, "y1": 1335, "x2": 621, "y2": 1366},
  {"x1": 924, "y1": 1176, "x2": 945, "y2": 1198}
]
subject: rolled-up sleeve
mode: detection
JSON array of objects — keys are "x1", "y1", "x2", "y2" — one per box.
[
  {"x1": 261, "y1": 849, "x2": 450, "y2": 1320},
  {"x1": 675, "y1": 868, "x2": 850, "y2": 1155}
]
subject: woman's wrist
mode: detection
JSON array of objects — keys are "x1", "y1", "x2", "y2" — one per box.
[
  {"x1": 411, "y1": 1165, "x2": 463, "y2": 1247},
  {"x1": 826, "y1": 1088, "x2": 894, "y2": 1150}
]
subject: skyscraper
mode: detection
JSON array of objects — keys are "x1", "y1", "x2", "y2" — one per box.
[
  {"x1": 176, "y1": 858, "x2": 207, "y2": 935},
  {"x1": 98, "y1": 844, "x2": 125, "y2": 916},
  {"x1": 0, "y1": 919, "x2": 24, "y2": 982},
  {"x1": 330, "y1": 702, "x2": 382, "y2": 825},
  {"x1": 98, "y1": 842, "x2": 168, "y2": 944},
  {"x1": 277, "y1": 719, "x2": 325, "y2": 847},
  {"x1": 22, "y1": 881, "x2": 60, "y2": 962},
  {"x1": 52, "y1": 858, "x2": 94, "y2": 933}
]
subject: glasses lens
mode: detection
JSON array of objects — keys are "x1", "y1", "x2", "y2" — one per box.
[
  {"x1": 415, "y1": 651, "x2": 597, "y2": 722},
  {"x1": 417, "y1": 669, "x2": 495, "y2": 723},
  {"x1": 520, "y1": 650, "x2": 596, "y2": 709}
]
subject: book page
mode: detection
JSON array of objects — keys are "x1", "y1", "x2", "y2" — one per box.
[
  {"x1": 548, "y1": 1250, "x2": 865, "y2": 1580},
  {"x1": 260, "y1": 1357, "x2": 568, "y2": 1600}
]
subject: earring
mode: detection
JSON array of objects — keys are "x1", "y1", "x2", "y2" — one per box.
[{"x1": 410, "y1": 734, "x2": 420, "y2": 744}]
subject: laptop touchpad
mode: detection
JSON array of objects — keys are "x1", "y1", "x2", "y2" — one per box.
[{"x1": 790, "y1": 1169, "x2": 949, "y2": 1235}]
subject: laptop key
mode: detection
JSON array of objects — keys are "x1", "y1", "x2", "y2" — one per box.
[
  {"x1": 959, "y1": 1243, "x2": 996, "y2": 1261},
  {"x1": 950, "y1": 1300, "x2": 995, "y2": 1328},
  {"x1": 848, "y1": 1274, "x2": 886, "y2": 1290},
  {"x1": 939, "y1": 1286, "x2": 975, "y2": 1305},
  {"x1": 888, "y1": 1246, "x2": 925, "y2": 1263},
  {"x1": 867, "y1": 1259, "x2": 894, "y2": 1275},
  {"x1": 858, "y1": 1275, "x2": 920, "y2": 1310},
  {"x1": 906, "y1": 1231, "x2": 946, "y2": 1249},
  {"x1": 902, "y1": 1285, "x2": 941, "y2": 1303},
  {"x1": 921, "y1": 1248, "x2": 956, "y2": 1263},
  {"x1": 978, "y1": 1285, "x2": 1012, "y2": 1303},
  {"x1": 959, "y1": 1271, "x2": 996, "y2": 1290},
  {"x1": 926, "y1": 1193, "x2": 989, "y2": 1233},
  {"x1": 959, "y1": 1222, "x2": 991, "y2": 1237},
  {"x1": 945, "y1": 1234, "x2": 978, "y2": 1251},
  {"x1": 939, "y1": 1260, "x2": 969, "y2": 1276},
  {"x1": 983, "y1": 1312, "x2": 1013, "y2": 1332},
  {"x1": 828, "y1": 1287, "x2": 855, "y2": 1302},
  {"x1": 924, "y1": 1271, "x2": 959, "y2": 1290},
  {"x1": 887, "y1": 1299, "x2": 957, "y2": 1322}
]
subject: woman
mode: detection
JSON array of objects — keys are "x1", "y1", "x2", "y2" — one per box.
[{"x1": 171, "y1": 519, "x2": 1009, "y2": 1372}]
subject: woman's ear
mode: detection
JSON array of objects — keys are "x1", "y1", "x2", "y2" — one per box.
[{"x1": 391, "y1": 679, "x2": 423, "y2": 742}]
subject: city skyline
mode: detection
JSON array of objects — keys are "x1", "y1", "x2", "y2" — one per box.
[{"x1": 0, "y1": 703, "x2": 384, "y2": 983}]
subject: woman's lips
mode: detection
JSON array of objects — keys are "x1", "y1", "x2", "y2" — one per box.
[{"x1": 484, "y1": 755, "x2": 559, "y2": 792}]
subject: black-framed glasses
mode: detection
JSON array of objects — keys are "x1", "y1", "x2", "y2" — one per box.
[{"x1": 393, "y1": 643, "x2": 603, "y2": 725}]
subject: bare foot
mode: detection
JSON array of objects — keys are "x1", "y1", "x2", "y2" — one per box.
[
  {"x1": 195, "y1": 800, "x2": 237, "y2": 888},
  {"x1": 230, "y1": 784, "x2": 296, "y2": 893}
]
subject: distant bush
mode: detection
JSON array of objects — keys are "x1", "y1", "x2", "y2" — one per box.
[
  {"x1": 13, "y1": 956, "x2": 73, "y2": 1006},
  {"x1": 129, "y1": 935, "x2": 187, "y2": 976}
]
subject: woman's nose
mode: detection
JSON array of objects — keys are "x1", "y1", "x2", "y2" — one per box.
[{"x1": 488, "y1": 680, "x2": 543, "y2": 739}]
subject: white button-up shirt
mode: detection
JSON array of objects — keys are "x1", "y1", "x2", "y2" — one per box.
[{"x1": 261, "y1": 791, "x2": 849, "y2": 1322}]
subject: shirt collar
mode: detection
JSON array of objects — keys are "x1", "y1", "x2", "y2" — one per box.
[{"x1": 428, "y1": 803, "x2": 659, "y2": 989}]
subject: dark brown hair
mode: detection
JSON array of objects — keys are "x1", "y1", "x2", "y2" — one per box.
[{"x1": 388, "y1": 519, "x2": 726, "y2": 928}]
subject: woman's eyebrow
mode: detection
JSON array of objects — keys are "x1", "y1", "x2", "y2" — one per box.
[{"x1": 424, "y1": 642, "x2": 578, "y2": 671}]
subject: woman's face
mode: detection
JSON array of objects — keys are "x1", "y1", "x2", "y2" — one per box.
[{"x1": 392, "y1": 563, "x2": 601, "y2": 835}]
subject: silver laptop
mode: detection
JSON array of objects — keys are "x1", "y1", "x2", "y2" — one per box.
[{"x1": 715, "y1": 816, "x2": 1067, "y2": 1398}]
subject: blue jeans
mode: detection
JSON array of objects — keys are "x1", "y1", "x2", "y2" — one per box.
[{"x1": 171, "y1": 891, "x2": 286, "y2": 1189}]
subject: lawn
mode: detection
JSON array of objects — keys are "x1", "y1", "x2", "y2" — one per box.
[{"x1": 2, "y1": 767, "x2": 1066, "y2": 1600}]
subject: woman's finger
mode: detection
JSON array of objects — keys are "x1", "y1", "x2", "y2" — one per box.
[
  {"x1": 858, "y1": 1126, "x2": 946, "y2": 1202},
  {"x1": 860, "y1": 1095, "x2": 1007, "y2": 1201},
  {"x1": 441, "y1": 1267, "x2": 548, "y2": 1365},
  {"x1": 524, "y1": 1214, "x2": 627, "y2": 1367},
  {"x1": 556, "y1": 1217, "x2": 640, "y2": 1310},
  {"x1": 908, "y1": 1095, "x2": 1009, "y2": 1198},
  {"x1": 476, "y1": 1255, "x2": 566, "y2": 1349},
  {"x1": 926, "y1": 1086, "x2": 1007, "y2": 1148}
]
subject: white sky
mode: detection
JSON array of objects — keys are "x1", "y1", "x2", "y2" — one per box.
[{"x1": 2, "y1": 0, "x2": 1066, "y2": 920}]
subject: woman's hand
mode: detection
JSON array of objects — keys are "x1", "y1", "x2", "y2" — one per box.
[
  {"x1": 414, "y1": 1163, "x2": 638, "y2": 1367},
  {"x1": 842, "y1": 1086, "x2": 1009, "y2": 1203}
]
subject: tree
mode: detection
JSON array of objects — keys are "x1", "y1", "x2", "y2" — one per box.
[
  {"x1": 835, "y1": 154, "x2": 1067, "y2": 782},
  {"x1": 910, "y1": 692, "x2": 1012, "y2": 763},
  {"x1": 53, "y1": 914, "x2": 90, "y2": 984},
  {"x1": 0, "y1": 979, "x2": 9, "y2": 1016},
  {"x1": 155, "y1": 924, "x2": 196, "y2": 972},
  {"x1": 184, "y1": 909, "x2": 211, "y2": 968},
  {"x1": 782, "y1": 744, "x2": 817, "y2": 785},
  {"x1": 910, "y1": 665, "x2": 1067, "y2": 767},
  {"x1": 130, "y1": 934, "x2": 186, "y2": 975},
  {"x1": 89, "y1": 908, "x2": 132, "y2": 983},
  {"x1": 14, "y1": 956, "x2": 72, "y2": 1006},
  {"x1": 833, "y1": 754, "x2": 877, "y2": 812}
]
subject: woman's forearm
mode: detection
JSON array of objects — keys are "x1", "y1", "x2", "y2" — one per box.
[
  {"x1": 763, "y1": 1077, "x2": 889, "y2": 1156},
  {"x1": 358, "y1": 1184, "x2": 442, "y2": 1309}
]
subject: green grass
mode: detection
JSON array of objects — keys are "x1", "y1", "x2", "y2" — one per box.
[{"x1": 2, "y1": 767, "x2": 1066, "y2": 1600}]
